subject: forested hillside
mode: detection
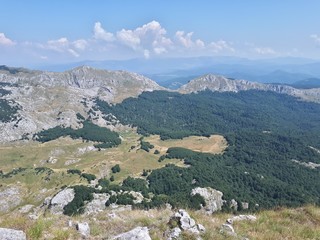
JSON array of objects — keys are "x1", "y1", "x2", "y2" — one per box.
[{"x1": 95, "y1": 90, "x2": 320, "y2": 209}]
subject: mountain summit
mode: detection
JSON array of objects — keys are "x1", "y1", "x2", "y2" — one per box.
[{"x1": 179, "y1": 74, "x2": 320, "y2": 102}]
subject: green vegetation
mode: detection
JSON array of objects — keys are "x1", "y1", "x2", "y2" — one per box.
[
  {"x1": 95, "y1": 90, "x2": 320, "y2": 209},
  {"x1": 34, "y1": 120, "x2": 121, "y2": 148},
  {"x1": 95, "y1": 90, "x2": 320, "y2": 141},
  {"x1": 63, "y1": 185, "x2": 94, "y2": 216},
  {"x1": 67, "y1": 169, "x2": 81, "y2": 175},
  {"x1": 111, "y1": 164, "x2": 121, "y2": 173},
  {"x1": 0, "y1": 99, "x2": 21, "y2": 122},
  {"x1": 122, "y1": 177, "x2": 148, "y2": 196},
  {"x1": 81, "y1": 173, "x2": 96, "y2": 183},
  {"x1": 139, "y1": 137, "x2": 154, "y2": 152}
]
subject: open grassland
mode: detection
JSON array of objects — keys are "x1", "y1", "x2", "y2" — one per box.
[
  {"x1": 0, "y1": 130, "x2": 225, "y2": 184},
  {"x1": 0, "y1": 205, "x2": 319, "y2": 239},
  {"x1": 145, "y1": 134, "x2": 228, "y2": 155}
]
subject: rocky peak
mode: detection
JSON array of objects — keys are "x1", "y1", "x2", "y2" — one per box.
[{"x1": 179, "y1": 74, "x2": 320, "y2": 103}]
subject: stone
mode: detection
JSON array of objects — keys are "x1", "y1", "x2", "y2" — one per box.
[
  {"x1": 18, "y1": 204, "x2": 34, "y2": 213},
  {"x1": 175, "y1": 209, "x2": 196, "y2": 230},
  {"x1": 167, "y1": 227, "x2": 182, "y2": 240},
  {"x1": 85, "y1": 193, "x2": 109, "y2": 214},
  {"x1": 112, "y1": 226, "x2": 151, "y2": 240},
  {"x1": 220, "y1": 223, "x2": 236, "y2": 236},
  {"x1": 197, "y1": 224, "x2": 206, "y2": 233},
  {"x1": 241, "y1": 202, "x2": 249, "y2": 210},
  {"x1": 49, "y1": 188, "x2": 75, "y2": 214},
  {"x1": 0, "y1": 228, "x2": 26, "y2": 240},
  {"x1": 76, "y1": 222, "x2": 90, "y2": 238},
  {"x1": 228, "y1": 215, "x2": 257, "y2": 222},
  {"x1": 230, "y1": 199, "x2": 238, "y2": 211},
  {"x1": 0, "y1": 187, "x2": 23, "y2": 213},
  {"x1": 191, "y1": 187, "x2": 224, "y2": 214}
]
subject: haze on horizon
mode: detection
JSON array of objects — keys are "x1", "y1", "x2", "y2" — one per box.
[{"x1": 1, "y1": 0, "x2": 320, "y2": 68}]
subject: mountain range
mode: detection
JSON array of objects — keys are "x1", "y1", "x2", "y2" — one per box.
[{"x1": 1, "y1": 65, "x2": 320, "y2": 143}]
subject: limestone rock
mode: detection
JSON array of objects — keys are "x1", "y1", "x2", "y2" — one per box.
[
  {"x1": 85, "y1": 193, "x2": 109, "y2": 214},
  {"x1": 220, "y1": 223, "x2": 236, "y2": 236},
  {"x1": 241, "y1": 202, "x2": 249, "y2": 210},
  {"x1": 112, "y1": 226, "x2": 151, "y2": 240},
  {"x1": 49, "y1": 188, "x2": 75, "y2": 214},
  {"x1": 228, "y1": 215, "x2": 257, "y2": 223},
  {"x1": 191, "y1": 187, "x2": 224, "y2": 214},
  {"x1": 0, "y1": 228, "x2": 26, "y2": 240},
  {"x1": 0, "y1": 186, "x2": 23, "y2": 213},
  {"x1": 18, "y1": 204, "x2": 34, "y2": 213},
  {"x1": 76, "y1": 222, "x2": 90, "y2": 238},
  {"x1": 230, "y1": 199, "x2": 238, "y2": 211},
  {"x1": 168, "y1": 209, "x2": 206, "y2": 239}
]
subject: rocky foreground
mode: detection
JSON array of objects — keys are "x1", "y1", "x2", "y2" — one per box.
[{"x1": 1, "y1": 205, "x2": 319, "y2": 239}]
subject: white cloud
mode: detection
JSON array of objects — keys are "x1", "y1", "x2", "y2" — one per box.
[
  {"x1": 116, "y1": 20, "x2": 172, "y2": 57},
  {"x1": 93, "y1": 22, "x2": 114, "y2": 42},
  {"x1": 0, "y1": 33, "x2": 15, "y2": 46},
  {"x1": 46, "y1": 37, "x2": 69, "y2": 52},
  {"x1": 209, "y1": 40, "x2": 234, "y2": 52},
  {"x1": 175, "y1": 31, "x2": 194, "y2": 48},
  {"x1": 310, "y1": 34, "x2": 320, "y2": 44},
  {"x1": 144, "y1": 49, "x2": 150, "y2": 59},
  {"x1": 73, "y1": 39, "x2": 87, "y2": 50},
  {"x1": 117, "y1": 29, "x2": 140, "y2": 49},
  {"x1": 254, "y1": 47, "x2": 276, "y2": 55},
  {"x1": 44, "y1": 37, "x2": 80, "y2": 57}
]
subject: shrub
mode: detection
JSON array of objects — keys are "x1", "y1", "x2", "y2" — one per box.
[
  {"x1": 81, "y1": 173, "x2": 96, "y2": 183},
  {"x1": 111, "y1": 164, "x2": 121, "y2": 173},
  {"x1": 63, "y1": 185, "x2": 94, "y2": 216}
]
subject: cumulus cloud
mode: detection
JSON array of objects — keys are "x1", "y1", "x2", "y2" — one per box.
[
  {"x1": 254, "y1": 47, "x2": 276, "y2": 55},
  {"x1": 117, "y1": 29, "x2": 140, "y2": 49},
  {"x1": 94, "y1": 22, "x2": 114, "y2": 42},
  {"x1": 310, "y1": 34, "x2": 320, "y2": 44},
  {"x1": 73, "y1": 39, "x2": 87, "y2": 50},
  {"x1": 116, "y1": 20, "x2": 172, "y2": 57},
  {"x1": 0, "y1": 33, "x2": 15, "y2": 46},
  {"x1": 44, "y1": 37, "x2": 81, "y2": 57},
  {"x1": 209, "y1": 40, "x2": 234, "y2": 52},
  {"x1": 12, "y1": 20, "x2": 242, "y2": 61}
]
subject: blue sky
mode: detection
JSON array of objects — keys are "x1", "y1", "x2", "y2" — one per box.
[{"x1": 1, "y1": 1, "x2": 320, "y2": 66}]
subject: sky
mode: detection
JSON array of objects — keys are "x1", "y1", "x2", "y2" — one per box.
[{"x1": 1, "y1": 0, "x2": 320, "y2": 67}]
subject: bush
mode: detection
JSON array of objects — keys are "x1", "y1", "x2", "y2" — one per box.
[
  {"x1": 98, "y1": 178, "x2": 110, "y2": 188},
  {"x1": 111, "y1": 164, "x2": 121, "y2": 173},
  {"x1": 63, "y1": 185, "x2": 94, "y2": 216},
  {"x1": 81, "y1": 173, "x2": 96, "y2": 183},
  {"x1": 67, "y1": 169, "x2": 81, "y2": 175}
]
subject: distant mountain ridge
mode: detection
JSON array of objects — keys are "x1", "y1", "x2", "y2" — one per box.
[
  {"x1": 1, "y1": 65, "x2": 320, "y2": 143},
  {"x1": 178, "y1": 74, "x2": 320, "y2": 103}
]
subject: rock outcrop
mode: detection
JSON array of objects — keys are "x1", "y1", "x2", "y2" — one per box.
[
  {"x1": 76, "y1": 222, "x2": 90, "y2": 238},
  {"x1": 112, "y1": 226, "x2": 151, "y2": 240},
  {"x1": 49, "y1": 188, "x2": 75, "y2": 214},
  {"x1": 85, "y1": 193, "x2": 109, "y2": 214},
  {"x1": 0, "y1": 186, "x2": 24, "y2": 213},
  {"x1": 191, "y1": 187, "x2": 224, "y2": 214},
  {"x1": 167, "y1": 209, "x2": 206, "y2": 239},
  {"x1": 0, "y1": 228, "x2": 26, "y2": 240},
  {"x1": 221, "y1": 214, "x2": 257, "y2": 237}
]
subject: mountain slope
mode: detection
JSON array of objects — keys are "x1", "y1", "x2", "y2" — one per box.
[
  {"x1": 179, "y1": 74, "x2": 320, "y2": 102},
  {"x1": 0, "y1": 66, "x2": 163, "y2": 142}
]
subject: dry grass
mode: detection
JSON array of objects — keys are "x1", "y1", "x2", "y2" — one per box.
[
  {"x1": 1, "y1": 206, "x2": 319, "y2": 239},
  {"x1": 145, "y1": 134, "x2": 228, "y2": 155}
]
